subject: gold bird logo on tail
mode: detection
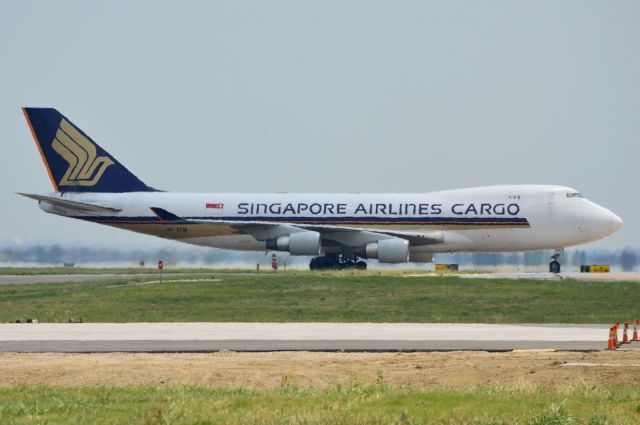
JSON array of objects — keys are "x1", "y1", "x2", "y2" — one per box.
[{"x1": 52, "y1": 119, "x2": 113, "y2": 186}]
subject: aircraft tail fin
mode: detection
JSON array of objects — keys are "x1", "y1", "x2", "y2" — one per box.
[{"x1": 22, "y1": 107, "x2": 156, "y2": 193}]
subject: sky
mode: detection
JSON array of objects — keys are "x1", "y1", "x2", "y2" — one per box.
[{"x1": 0, "y1": 1, "x2": 638, "y2": 250}]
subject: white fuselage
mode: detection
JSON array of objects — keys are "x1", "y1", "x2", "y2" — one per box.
[{"x1": 40, "y1": 185, "x2": 622, "y2": 258}]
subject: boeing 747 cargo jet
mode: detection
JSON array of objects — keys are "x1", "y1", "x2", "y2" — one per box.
[{"x1": 20, "y1": 108, "x2": 623, "y2": 272}]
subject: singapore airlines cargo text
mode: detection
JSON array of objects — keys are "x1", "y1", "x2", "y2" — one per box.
[{"x1": 237, "y1": 203, "x2": 522, "y2": 216}]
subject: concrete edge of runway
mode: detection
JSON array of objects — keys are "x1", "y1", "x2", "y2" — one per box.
[
  {"x1": 0, "y1": 340, "x2": 618, "y2": 353},
  {"x1": 0, "y1": 322, "x2": 633, "y2": 353}
]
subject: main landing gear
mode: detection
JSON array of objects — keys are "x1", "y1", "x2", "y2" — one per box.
[
  {"x1": 309, "y1": 255, "x2": 367, "y2": 270},
  {"x1": 549, "y1": 249, "x2": 563, "y2": 274}
]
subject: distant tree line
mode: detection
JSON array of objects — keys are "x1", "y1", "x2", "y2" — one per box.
[
  {"x1": 0, "y1": 244, "x2": 638, "y2": 271},
  {"x1": 437, "y1": 247, "x2": 640, "y2": 271},
  {"x1": 0, "y1": 244, "x2": 272, "y2": 267}
]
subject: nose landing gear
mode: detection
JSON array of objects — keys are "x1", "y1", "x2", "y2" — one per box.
[{"x1": 549, "y1": 249, "x2": 563, "y2": 274}]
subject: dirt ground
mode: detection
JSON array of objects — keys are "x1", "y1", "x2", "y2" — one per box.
[{"x1": 1, "y1": 350, "x2": 640, "y2": 389}]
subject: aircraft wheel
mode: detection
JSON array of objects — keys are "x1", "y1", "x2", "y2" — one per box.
[
  {"x1": 309, "y1": 257, "x2": 320, "y2": 270},
  {"x1": 312, "y1": 256, "x2": 339, "y2": 270},
  {"x1": 356, "y1": 261, "x2": 367, "y2": 270},
  {"x1": 549, "y1": 260, "x2": 561, "y2": 274}
]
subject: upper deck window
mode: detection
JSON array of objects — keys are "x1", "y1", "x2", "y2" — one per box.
[{"x1": 566, "y1": 192, "x2": 584, "y2": 198}]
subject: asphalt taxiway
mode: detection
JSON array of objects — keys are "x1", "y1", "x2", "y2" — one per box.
[{"x1": 0, "y1": 323, "x2": 632, "y2": 352}]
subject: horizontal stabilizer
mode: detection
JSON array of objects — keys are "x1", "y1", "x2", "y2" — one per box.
[{"x1": 17, "y1": 193, "x2": 121, "y2": 214}]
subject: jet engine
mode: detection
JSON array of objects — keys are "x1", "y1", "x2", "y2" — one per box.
[
  {"x1": 266, "y1": 231, "x2": 321, "y2": 256},
  {"x1": 361, "y1": 238, "x2": 410, "y2": 263}
]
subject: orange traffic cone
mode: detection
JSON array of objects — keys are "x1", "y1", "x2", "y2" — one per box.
[
  {"x1": 633, "y1": 320, "x2": 639, "y2": 342},
  {"x1": 614, "y1": 324, "x2": 619, "y2": 347},
  {"x1": 623, "y1": 322, "x2": 629, "y2": 344},
  {"x1": 608, "y1": 327, "x2": 616, "y2": 350}
]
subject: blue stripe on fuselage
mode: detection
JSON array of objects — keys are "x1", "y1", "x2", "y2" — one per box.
[{"x1": 73, "y1": 215, "x2": 530, "y2": 226}]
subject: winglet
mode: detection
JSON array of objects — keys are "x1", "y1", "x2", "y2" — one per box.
[{"x1": 150, "y1": 207, "x2": 183, "y2": 221}]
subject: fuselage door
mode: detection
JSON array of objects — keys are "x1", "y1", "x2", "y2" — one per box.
[{"x1": 548, "y1": 191, "x2": 555, "y2": 205}]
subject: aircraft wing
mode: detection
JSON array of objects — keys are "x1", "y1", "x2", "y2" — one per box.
[
  {"x1": 150, "y1": 208, "x2": 444, "y2": 247},
  {"x1": 296, "y1": 225, "x2": 444, "y2": 246}
]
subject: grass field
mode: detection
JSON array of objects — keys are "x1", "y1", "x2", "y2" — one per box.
[
  {"x1": 2, "y1": 270, "x2": 640, "y2": 423},
  {"x1": 0, "y1": 384, "x2": 638, "y2": 424},
  {"x1": 0, "y1": 270, "x2": 638, "y2": 323}
]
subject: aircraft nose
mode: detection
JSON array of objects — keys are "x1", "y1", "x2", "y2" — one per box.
[
  {"x1": 583, "y1": 204, "x2": 622, "y2": 239},
  {"x1": 611, "y1": 212, "x2": 623, "y2": 233}
]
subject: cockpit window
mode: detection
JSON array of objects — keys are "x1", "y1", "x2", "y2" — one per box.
[{"x1": 566, "y1": 192, "x2": 584, "y2": 198}]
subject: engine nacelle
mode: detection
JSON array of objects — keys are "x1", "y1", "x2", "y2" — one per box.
[
  {"x1": 364, "y1": 238, "x2": 410, "y2": 263},
  {"x1": 267, "y1": 231, "x2": 321, "y2": 256}
]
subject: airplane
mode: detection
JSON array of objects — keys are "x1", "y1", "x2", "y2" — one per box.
[{"x1": 19, "y1": 108, "x2": 623, "y2": 272}]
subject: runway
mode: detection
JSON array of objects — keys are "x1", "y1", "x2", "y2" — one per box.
[{"x1": 0, "y1": 322, "x2": 633, "y2": 352}]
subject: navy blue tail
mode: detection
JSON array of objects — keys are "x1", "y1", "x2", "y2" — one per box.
[{"x1": 23, "y1": 107, "x2": 155, "y2": 193}]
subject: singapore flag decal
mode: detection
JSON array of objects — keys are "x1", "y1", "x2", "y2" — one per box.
[{"x1": 206, "y1": 203, "x2": 224, "y2": 209}]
